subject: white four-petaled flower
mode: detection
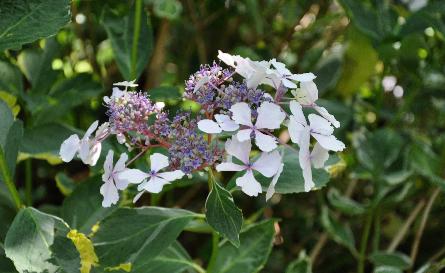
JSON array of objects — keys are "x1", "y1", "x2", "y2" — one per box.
[
  {"x1": 216, "y1": 136, "x2": 282, "y2": 197},
  {"x1": 125, "y1": 153, "x2": 185, "y2": 202},
  {"x1": 230, "y1": 101, "x2": 285, "y2": 152},
  {"x1": 100, "y1": 150, "x2": 146, "y2": 207},
  {"x1": 287, "y1": 100, "x2": 345, "y2": 191},
  {"x1": 59, "y1": 120, "x2": 103, "y2": 166}
]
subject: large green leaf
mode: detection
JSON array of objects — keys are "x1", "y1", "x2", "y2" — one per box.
[
  {"x1": 92, "y1": 207, "x2": 195, "y2": 268},
  {"x1": 61, "y1": 177, "x2": 117, "y2": 235},
  {"x1": 212, "y1": 220, "x2": 275, "y2": 273},
  {"x1": 4, "y1": 207, "x2": 80, "y2": 273},
  {"x1": 206, "y1": 178, "x2": 243, "y2": 247},
  {"x1": 353, "y1": 129, "x2": 404, "y2": 176},
  {"x1": 0, "y1": 0, "x2": 70, "y2": 51},
  {"x1": 101, "y1": 5, "x2": 153, "y2": 80},
  {"x1": 19, "y1": 123, "x2": 78, "y2": 164},
  {"x1": 327, "y1": 188, "x2": 366, "y2": 216},
  {"x1": 408, "y1": 142, "x2": 445, "y2": 190}
]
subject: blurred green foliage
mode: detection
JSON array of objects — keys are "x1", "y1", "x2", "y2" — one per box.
[{"x1": 0, "y1": 0, "x2": 445, "y2": 272}]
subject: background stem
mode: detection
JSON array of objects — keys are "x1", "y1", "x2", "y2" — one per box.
[
  {"x1": 130, "y1": 0, "x2": 142, "y2": 79},
  {"x1": 358, "y1": 210, "x2": 374, "y2": 273},
  {"x1": 0, "y1": 148, "x2": 22, "y2": 210},
  {"x1": 25, "y1": 159, "x2": 32, "y2": 206}
]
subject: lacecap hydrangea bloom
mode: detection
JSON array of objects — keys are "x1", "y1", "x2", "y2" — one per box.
[{"x1": 59, "y1": 52, "x2": 345, "y2": 207}]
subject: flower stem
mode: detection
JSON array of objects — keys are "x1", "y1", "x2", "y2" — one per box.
[
  {"x1": 130, "y1": 0, "x2": 143, "y2": 79},
  {"x1": 358, "y1": 210, "x2": 374, "y2": 273},
  {"x1": 25, "y1": 159, "x2": 32, "y2": 206},
  {"x1": 206, "y1": 231, "x2": 220, "y2": 273},
  {"x1": 0, "y1": 148, "x2": 22, "y2": 210}
]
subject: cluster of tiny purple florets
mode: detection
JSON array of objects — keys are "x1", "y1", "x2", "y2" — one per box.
[
  {"x1": 158, "y1": 112, "x2": 219, "y2": 174},
  {"x1": 106, "y1": 92, "x2": 158, "y2": 134},
  {"x1": 185, "y1": 63, "x2": 269, "y2": 115}
]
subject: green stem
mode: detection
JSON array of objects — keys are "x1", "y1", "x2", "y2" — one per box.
[
  {"x1": 130, "y1": 0, "x2": 143, "y2": 79},
  {"x1": 0, "y1": 148, "x2": 22, "y2": 210},
  {"x1": 372, "y1": 207, "x2": 381, "y2": 252},
  {"x1": 207, "y1": 231, "x2": 220, "y2": 273},
  {"x1": 25, "y1": 159, "x2": 32, "y2": 206},
  {"x1": 358, "y1": 211, "x2": 373, "y2": 273}
]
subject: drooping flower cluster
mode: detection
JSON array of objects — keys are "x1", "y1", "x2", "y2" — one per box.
[{"x1": 59, "y1": 51, "x2": 345, "y2": 207}]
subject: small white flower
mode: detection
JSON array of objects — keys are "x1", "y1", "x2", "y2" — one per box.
[
  {"x1": 100, "y1": 150, "x2": 146, "y2": 207},
  {"x1": 216, "y1": 136, "x2": 282, "y2": 197},
  {"x1": 288, "y1": 100, "x2": 345, "y2": 191},
  {"x1": 59, "y1": 120, "x2": 103, "y2": 166},
  {"x1": 113, "y1": 80, "x2": 138, "y2": 88},
  {"x1": 291, "y1": 81, "x2": 340, "y2": 128},
  {"x1": 127, "y1": 153, "x2": 185, "y2": 202},
  {"x1": 269, "y1": 59, "x2": 316, "y2": 89},
  {"x1": 197, "y1": 114, "x2": 239, "y2": 134},
  {"x1": 230, "y1": 102, "x2": 285, "y2": 152},
  {"x1": 103, "y1": 87, "x2": 125, "y2": 104}
]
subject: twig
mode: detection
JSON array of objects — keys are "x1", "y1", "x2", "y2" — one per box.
[
  {"x1": 410, "y1": 187, "x2": 441, "y2": 271},
  {"x1": 387, "y1": 199, "x2": 426, "y2": 252}
]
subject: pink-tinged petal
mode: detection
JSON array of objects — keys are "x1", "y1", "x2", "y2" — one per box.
[
  {"x1": 100, "y1": 181, "x2": 119, "y2": 207},
  {"x1": 216, "y1": 162, "x2": 246, "y2": 172},
  {"x1": 299, "y1": 129, "x2": 314, "y2": 192},
  {"x1": 217, "y1": 50, "x2": 236, "y2": 67},
  {"x1": 116, "y1": 169, "x2": 148, "y2": 190},
  {"x1": 102, "y1": 150, "x2": 114, "y2": 183},
  {"x1": 87, "y1": 142, "x2": 102, "y2": 166},
  {"x1": 198, "y1": 119, "x2": 222, "y2": 134},
  {"x1": 266, "y1": 163, "x2": 284, "y2": 201},
  {"x1": 314, "y1": 105, "x2": 340, "y2": 128},
  {"x1": 59, "y1": 134, "x2": 80, "y2": 162},
  {"x1": 253, "y1": 150, "x2": 282, "y2": 177},
  {"x1": 236, "y1": 129, "x2": 252, "y2": 142},
  {"x1": 84, "y1": 120, "x2": 99, "y2": 139},
  {"x1": 215, "y1": 114, "x2": 239, "y2": 131},
  {"x1": 282, "y1": 78, "x2": 298, "y2": 89},
  {"x1": 140, "y1": 177, "x2": 169, "y2": 193},
  {"x1": 114, "y1": 153, "x2": 128, "y2": 173},
  {"x1": 312, "y1": 133, "x2": 345, "y2": 152},
  {"x1": 288, "y1": 73, "x2": 316, "y2": 82},
  {"x1": 254, "y1": 131, "x2": 277, "y2": 152},
  {"x1": 288, "y1": 116, "x2": 306, "y2": 145},
  {"x1": 236, "y1": 170, "x2": 262, "y2": 197},
  {"x1": 308, "y1": 114, "x2": 334, "y2": 136},
  {"x1": 255, "y1": 102, "x2": 286, "y2": 130},
  {"x1": 157, "y1": 170, "x2": 184, "y2": 182},
  {"x1": 289, "y1": 101, "x2": 307, "y2": 125},
  {"x1": 133, "y1": 191, "x2": 144, "y2": 203},
  {"x1": 150, "y1": 153, "x2": 169, "y2": 172},
  {"x1": 225, "y1": 136, "x2": 251, "y2": 164},
  {"x1": 311, "y1": 143, "x2": 329, "y2": 168},
  {"x1": 230, "y1": 102, "x2": 253, "y2": 127}
]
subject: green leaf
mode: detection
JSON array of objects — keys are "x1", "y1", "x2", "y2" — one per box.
[
  {"x1": 408, "y1": 142, "x2": 445, "y2": 190},
  {"x1": 32, "y1": 74, "x2": 103, "y2": 125},
  {"x1": 353, "y1": 129, "x2": 403, "y2": 176},
  {"x1": 153, "y1": 0, "x2": 183, "y2": 20},
  {"x1": 101, "y1": 5, "x2": 153, "y2": 80},
  {"x1": 55, "y1": 172, "x2": 76, "y2": 196},
  {"x1": 132, "y1": 241, "x2": 196, "y2": 273},
  {"x1": 4, "y1": 207, "x2": 81, "y2": 273},
  {"x1": 0, "y1": 0, "x2": 70, "y2": 51},
  {"x1": 206, "y1": 177, "x2": 243, "y2": 247},
  {"x1": 370, "y1": 251, "x2": 412, "y2": 270},
  {"x1": 0, "y1": 100, "x2": 13, "y2": 148},
  {"x1": 285, "y1": 251, "x2": 312, "y2": 273},
  {"x1": 320, "y1": 207, "x2": 356, "y2": 254},
  {"x1": 19, "y1": 123, "x2": 78, "y2": 164},
  {"x1": 374, "y1": 266, "x2": 403, "y2": 273},
  {"x1": 92, "y1": 207, "x2": 195, "y2": 268},
  {"x1": 212, "y1": 220, "x2": 275, "y2": 273},
  {"x1": 0, "y1": 60, "x2": 23, "y2": 96},
  {"x1": 61, "y1": 177, "x2": 117, "y2": 235},
  {"x1": 17, "y1": 38, "x2": 59, "y2": 94},
  {"x1": 327, "y1": 188, "x2": 366, "y2": 215}
]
